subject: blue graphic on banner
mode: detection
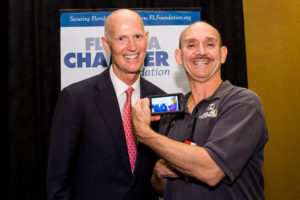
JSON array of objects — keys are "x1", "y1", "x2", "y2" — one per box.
[{"x1": 61, "y1": 11, "x2": 200, "y2": 27}]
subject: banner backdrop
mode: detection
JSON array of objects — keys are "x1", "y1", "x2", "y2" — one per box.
[{"x1": 60, "y1": 10, "x2": 201, "y2": 93}]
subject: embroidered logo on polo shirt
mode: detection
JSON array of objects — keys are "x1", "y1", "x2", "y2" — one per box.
[{"x1": 198, "y1": 103, "x2": 218, "y2": 119}]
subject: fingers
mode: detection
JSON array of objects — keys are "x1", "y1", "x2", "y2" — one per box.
[
  {"x1": 133, "y1": 98, "x2": 148, "y2": 111},
  {"x1": 151, "y1": 115, "x2": 161, "y2": 121},
  {"x1": 132, "y1": 98, "x2": 151, "y2": 119},
  {"x1": 142, "y1": 97, "x2": 150, "y2": 107},
  {"x1": 154, "y1": 159, "x2": 182, "y2": 178},
  {"x1": 132, "y1": 98, "x2": 152, "y2": 138}
]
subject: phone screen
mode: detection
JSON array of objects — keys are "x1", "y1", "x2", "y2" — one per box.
[{"x1": 150, "y1": 94, "x2": 182, "y2": 115}]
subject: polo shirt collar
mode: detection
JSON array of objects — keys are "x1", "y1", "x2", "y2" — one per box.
[
  {"x1": 183, "y1": 80, "x2": 234, "y2": 113},
  {"x1": 209, "y1": 80, "x2": 234, "y2": 100}
]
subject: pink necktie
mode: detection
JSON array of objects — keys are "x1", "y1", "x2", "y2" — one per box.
[{"x1": 122, "y1": 87, "x2": 137, "y2": 173}]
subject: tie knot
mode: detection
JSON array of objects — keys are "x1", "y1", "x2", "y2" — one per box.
[{"x1": 125, "y1": 87, "x2": 134, "y2": 97}]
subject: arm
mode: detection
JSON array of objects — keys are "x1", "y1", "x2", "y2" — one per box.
[
  {"x1": 47, "y1": 88, "x2": 81, "y2": 200},
  {"x1": 132, "y1": 98, "x2": 225, "y2": 187},
  {"x1": 151, "y1": 159, "x2": 181, "y2": 196}
]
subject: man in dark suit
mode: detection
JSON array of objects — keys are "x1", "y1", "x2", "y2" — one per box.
[{"x1": 46, "y1": 9, "x2": 164, "y2": 200}]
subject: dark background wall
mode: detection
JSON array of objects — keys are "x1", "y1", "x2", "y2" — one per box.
[{"x1": 6, "y1": 0, "x2": 246, "y2": 199}]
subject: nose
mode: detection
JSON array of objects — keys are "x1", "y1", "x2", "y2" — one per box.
[
  {"x1": 197, "y1": 43, "x2": 207, "y2": 55},
  {"x1": 127, "y1": 38, "x2": 137, "y2": 51}
]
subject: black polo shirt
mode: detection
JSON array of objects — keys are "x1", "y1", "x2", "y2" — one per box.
[{"x1": 158, "y1": 81, "x2": 268, "y2": 200}]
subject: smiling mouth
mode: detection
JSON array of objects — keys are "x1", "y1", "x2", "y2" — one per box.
[
  {"x1": 192, "y1": 57, "x2": 213, "y2": 65},
  {"x1": 193, "y1": 61, "x2": 210, "y2": 65},
  {"x1": 124, "y1": 54, "x2": 138, "y2": 59}
]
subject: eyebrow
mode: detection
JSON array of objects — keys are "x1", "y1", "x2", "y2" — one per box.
[
  {"x1": 206, "y1": 37, "x2": 218, "y2": 43},
  {"x1": 183, "y1": 38, "x2": 197, "y2": 44},
  {"x1": 183, "y1": 37, "x2": 219, "y2": 44}
]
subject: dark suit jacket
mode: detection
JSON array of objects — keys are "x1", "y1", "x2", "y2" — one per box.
[{"x1": 47, "y1": 68, "x2": 165, "y2": 200}]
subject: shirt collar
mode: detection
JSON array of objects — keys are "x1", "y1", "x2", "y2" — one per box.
[
  {"x1": 210, "y1": 80, "x2": 234, "y2": 99},
  {"x1": 109, "y1": 66, "x2": 140, "y2": 97},
  {"x1": 183, "y1": 80, "x2": 234, "y2": 113}
]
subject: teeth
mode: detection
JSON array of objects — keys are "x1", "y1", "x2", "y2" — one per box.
[
  {"x1": 125, "y1": 54, "x2": 138, "y2": 59},
  {"x1": 194, "y1": 61, "x2": 209, "y2": 65}
]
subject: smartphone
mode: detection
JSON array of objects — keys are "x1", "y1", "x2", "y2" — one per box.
[{"x1": 147, "y1": 93, "x2": 184, "y2": 115}]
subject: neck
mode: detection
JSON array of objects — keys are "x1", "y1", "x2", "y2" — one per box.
[
  {"x1": 187, "y1": 76, "x2": 222, "y2": 113},
  {"x1": 121, "y1": 73, "x2": 139, "y2": 86},
  {"x1": 112, "y1": 66, "x2": 140, "y2": 86}
]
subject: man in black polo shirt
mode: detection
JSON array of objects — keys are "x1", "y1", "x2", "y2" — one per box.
[{"x1": 132, "y1": 21, "x2": 268, "y2": 200}]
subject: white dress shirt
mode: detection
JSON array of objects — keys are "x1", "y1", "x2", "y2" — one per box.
[{"x1": 109, "y1": 67, "x2": 141, "y2": 118}]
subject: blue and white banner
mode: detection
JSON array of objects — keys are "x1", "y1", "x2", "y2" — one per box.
[{"x1": 60, "y1": 10, "x2": 201, "y2": 93}]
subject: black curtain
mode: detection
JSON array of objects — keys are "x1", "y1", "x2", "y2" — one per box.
[{"x1": 6, "y1": 0, "x2": 246, "y2": 199}]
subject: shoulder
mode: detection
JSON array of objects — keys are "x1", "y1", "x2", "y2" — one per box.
[
  {"x1": 140, "y1": 77, "x2": 166, "y2": 96},
  {"x1": 62, "y1": 69, "x2": 109, "y2": 95},
  {"x1": 220, "y1": 83, "x2": 265, "y2": 117},
  {"x1": 227, "y1": 85, "x2": 262, "y2": 107}
]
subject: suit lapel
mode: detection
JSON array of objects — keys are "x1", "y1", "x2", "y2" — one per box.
[
  {"x1": 93, "y1": 69, "x2": 132, "y2": 175},
  {"x1": 140, "y1": 78, "x2": 151, "y2": 98},
  {"x1": 133, "y1": 78, "x2": 156, "y2": 177}
]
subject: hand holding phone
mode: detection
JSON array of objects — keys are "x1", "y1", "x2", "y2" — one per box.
[{"x1": 147, "y1": 93, "x2": 184, "y2": 115}]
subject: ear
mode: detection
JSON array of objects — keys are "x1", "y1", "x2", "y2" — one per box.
[
  {"x1": 220, "y1": 46, "x2": 228, "y2": 64},
  {"x1": 101, "y1": 36, "x2": 111, "y2": 54},
  {"x1": 145, "y1": 31, "x2": 149, "y2": 44},
  {"x1": 174, "y1": 49, "x2": 183, "y2": 66}
]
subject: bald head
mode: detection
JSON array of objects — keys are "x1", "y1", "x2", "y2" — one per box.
[
  {"x1": 104, "y1": 9, "x2": 145, "y2": 42},
  {"x1": 100, "y1": 9, "x2": 149, "y2": 85},
  {"x1": 179, "y1": 21, "x2": 223, "y2": 49}
]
